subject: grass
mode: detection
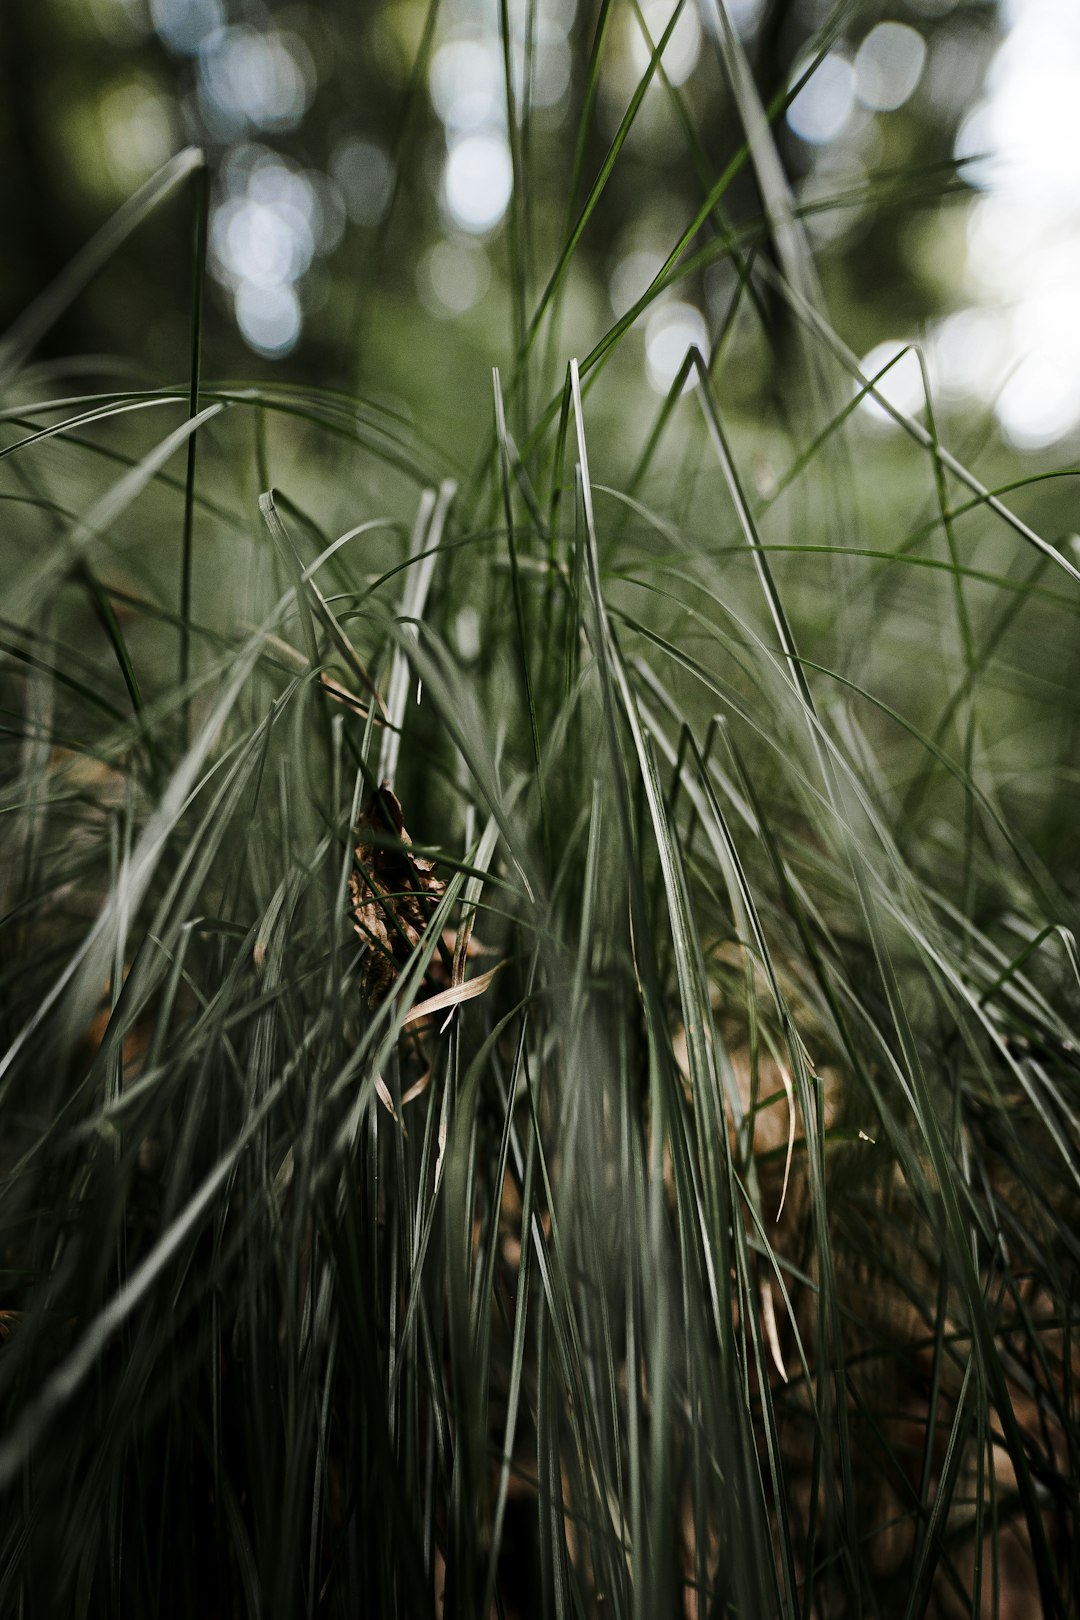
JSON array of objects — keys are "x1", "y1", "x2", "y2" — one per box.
[{"x1": 1, "y1": 7, "x2": 1079, "y2": 1617}]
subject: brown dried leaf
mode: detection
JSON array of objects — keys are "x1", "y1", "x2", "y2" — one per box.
[
  {"x1": 348, "y1": 785, "x2": 446, "y2": 1007},
  {"x1": 401, "y1": 960, "x2": 505, "y2": 1029}
]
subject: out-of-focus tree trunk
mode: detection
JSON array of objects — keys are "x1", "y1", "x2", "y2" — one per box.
[
  {"x1": 750, "y1": 0, "x2": 803, "y2": 378},
  {"x1": 0, "y1": 5, "x2": 87, "y2": 352}
]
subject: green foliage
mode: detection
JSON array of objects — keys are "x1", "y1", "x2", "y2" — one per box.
[{"x1": 1, "y1": 11, "x2": 1078, "y2": 1619}]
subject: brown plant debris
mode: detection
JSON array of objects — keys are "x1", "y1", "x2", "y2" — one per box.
[{"x1": 348, "y1": 784, "x2": 447, "y2": 1007}]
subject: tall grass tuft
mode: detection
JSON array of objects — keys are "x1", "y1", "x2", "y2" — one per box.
[{"x1": 1, "y1": 11, "x2": 1078, "y2": 1618}]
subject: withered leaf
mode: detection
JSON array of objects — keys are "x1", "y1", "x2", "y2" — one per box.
[{"x1": 348, "y1": 785, "x2": 446, "y2": 1007}]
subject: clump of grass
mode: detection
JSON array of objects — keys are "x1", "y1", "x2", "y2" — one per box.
[{"x1": 1, "y1": 13, "x2": 1079, "y2": 1619}]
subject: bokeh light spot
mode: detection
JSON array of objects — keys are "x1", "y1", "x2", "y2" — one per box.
[
  {"x1": 235, "y1": 281, "x2": 302, "y2": 356},
  {"x1": 419, "y1": 239, "x2": 491, "y2": 316},
  {"x1": 996, "y1": 355, "x2": 1080, "y2": 450},
  {"x1": 197, "y1": 27, "x2": 313, "y2": 137},
  {"x1": 857, "y1": 340, "x2": 926, "y2": 425},
  {"x1": 855, "y1": 22, "x2": 926, "y2": 113},
  {"x1": 927, "y1": 308, "x2": 1009, "y2": 402},
  {"x1": 630, "y1": 0, "x2": 703, "y2": 89},
  {"x1": 430, "y1": 39, "x2": 506, "y2": 132},
  {"x1": 645, "y1": 302, "x2": 709, "y2": 394},
  {"x1": 703, "y1": 0, "x2": 767, "y2": 40},
  {"x1": 443, "y1": 132, "x2": 513, "y2": 234},
  {"x1": 609, "y1": 250, "x2": 665, "y2": 320},
  {"x1": 209, "y1": 152, "x2": 327, "y2": 358},
  {"x1": 150, "y1": 0, "x2": 222, "y2": 55},
  {"x1": 787, "y1": 53, "x2": 855, "y2": 145}
]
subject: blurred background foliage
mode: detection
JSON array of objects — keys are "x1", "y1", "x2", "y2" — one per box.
[
  {"x1": 0, "y1": 0, "x2": 1011, "y2": 460},
  {"x1": 5, "y1": 0, "x2": 1079, "y2": 883}
]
